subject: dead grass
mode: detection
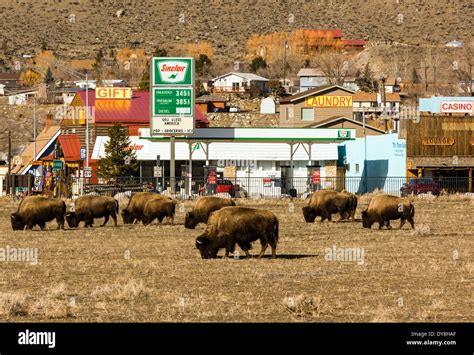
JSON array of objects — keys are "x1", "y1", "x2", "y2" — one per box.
[{"x1": 0, "y1": 198, "x2": 471, "y2": 322}]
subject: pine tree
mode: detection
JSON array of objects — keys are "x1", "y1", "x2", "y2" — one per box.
[
  {"x1": 44, "y1": 67, "x2": 55, "y2": 84},
  {"x1": 98, "y1": 123, "x2": 139, "y2": 181},
  {"x1": 153, "y1": 47, "x2": 168, "y2": 57},
  {"x1": 411, "y1": 67, "x2": 421, "y2": 84},
  {"x1": 356, "y1": 63, "x2": 378, "y2": 92},
  {"x1": 250, "y1": 56, "x2": 267, "y2": 73},
  {"x1": 195, "y1": 54, "x2": 212, "y2": 76}
]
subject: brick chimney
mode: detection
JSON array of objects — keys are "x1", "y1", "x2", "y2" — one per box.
[{"x1": 45, "y1": 112, "x2": 53, "y2": 129}]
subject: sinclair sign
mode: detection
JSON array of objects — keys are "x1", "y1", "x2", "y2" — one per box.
[{"x1": 152, "y1": 58, "x2": 193, "y2": 86}]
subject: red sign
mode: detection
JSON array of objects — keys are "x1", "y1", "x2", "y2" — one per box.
[
  {"x1": 311, "y1": 171, "x2": 321, "y2": 184},
  {"x1": 440, "y1": 101, "x2": 473, "y2": 113},
  {"x1": 208, "y1": 172, "x2": 217, "y2": 184}
]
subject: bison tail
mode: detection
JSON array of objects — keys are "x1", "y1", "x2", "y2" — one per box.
[
  {"x1": 115, "y1": 199, "x2": 119, "y2": 212},
  {"x1": 274, "y1": 218, "x2": 279, "y2": 242}
]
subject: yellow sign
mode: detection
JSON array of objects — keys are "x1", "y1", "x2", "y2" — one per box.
[
  {"x1": 95, "y1": 87, "x2": 132, "y2": 100},
  {"x1": 305, "y1": 95, "x2": 352, "y2": 107},
  {"x1": 422, "y1": 137, "x2": 455, "y2": 146}
]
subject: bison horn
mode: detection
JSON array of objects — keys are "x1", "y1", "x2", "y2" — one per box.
[{"x1": 196, "y1": 239, "x2": 203, "y2": 244}]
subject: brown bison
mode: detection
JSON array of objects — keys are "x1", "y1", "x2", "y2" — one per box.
[
  {"x1": 361, "y1": 194, "x2": 415, "y2": 230},
  {"x1": 11, "y1": 196, "x2": 66, "y2": 230},
  {"x1": 340, "y1": 190, "x2": 358, "y2": 220},
  {"x1": 121, "y1": 192, "x2": 171, "y2": 224},
  {"x1": 302, "y1": 190, "x2": 355, "y2": 222},
  {"x1": 142, "y1": 198, "x2": 177, "y2": 225},
  {"x1": 185, "y1": 196, "x2": 236, "y2": 229},
  {"x1": 195, "y1": 207, "x2": 279, "y2": 259},
  {"x1": 66, "y1": 195, "x2": 119, "y2": 228}
]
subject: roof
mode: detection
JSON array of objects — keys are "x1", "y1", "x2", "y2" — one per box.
[
  {"x1": 303, "y1": 29, "x2": 342, "y2": 39},
  {"x1": 74, "y1": 90, "x2": 208, "y2": 125},
  {"x1": 11, "y1": 124, "x2": 61, "y2": 174},
  {"x1": 58, "y1": 134, "x2": 82, "y2": 161},
  {"x1": 280, "y1": 85, "x2": 355, "y2": 104},
  {"x1": 196, "y1": 94, "x2": 227, "y2": 103},
  {"x1": 308, "y1": 116, "x2": 386, "y2": 133},
  {"x1": 353, "y1": 92, "x2": 401, "y2": 102},
  {"x1": 297, "y1": 68, "x2": 326, "y2": 77},
  {"x1": 212, "y1": 72, "x2": 269, "y2": 82}
]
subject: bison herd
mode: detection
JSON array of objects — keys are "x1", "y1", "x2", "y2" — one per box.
[{"x1": 10, "y1": 190, "x2": 416, "y2": 259}]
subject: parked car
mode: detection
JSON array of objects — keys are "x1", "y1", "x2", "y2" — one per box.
[
  {"x1": 400, "y1": 178, "x2": 440, "y2": 196},
  {"x1": 229, "y1": 106, "x2": 240, "y2": 113},
  {"x1": 199, "y1": 179, "x2": 236, "y2": 197}
]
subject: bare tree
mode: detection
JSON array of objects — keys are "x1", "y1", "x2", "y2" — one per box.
[{"x1": 313, "y1": 50, "x2": 352, "y2": 85}]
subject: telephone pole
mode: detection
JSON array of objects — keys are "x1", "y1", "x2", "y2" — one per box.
[{"x1": 7, "y1": 130, "x2": 12, "y2": 195}]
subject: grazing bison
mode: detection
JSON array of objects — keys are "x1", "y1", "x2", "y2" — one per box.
[
  {"x1": 11, "y1": 196, "x2": 66, "y2": 230},
  {"x1": 121, "y1": 192, "x2": 170, "y2": 224},
  {"x1": 142, "y1": 198, "x2": 177, "y2": 225},
  {"x1": 302, "y1": 190, "x2": 354, "y2": 223},
  {"x1": 195, "y1": 207, "x2": 279, "y2": 259},
  {"x1": 361, "y1": 194, "x2": 415, "y2": 230},
  {"x1": 66, "y1": 195, "x2": 119, "y2": 228},
  {"x1": 185, "y1": 196, "x2": 236, "y2": 229},
  {"x1": 340, "y1": 190, "x2": 358, "y2": 220}
]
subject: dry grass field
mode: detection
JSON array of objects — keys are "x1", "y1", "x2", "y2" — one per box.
[{"x1": 0, "y1": 194, "x2": 472, "y2": 323}]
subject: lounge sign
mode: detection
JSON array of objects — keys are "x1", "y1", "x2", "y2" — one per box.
[
  {"x1": 95, "y1": 87, "x2": 132, "y2": 99},
  {"x1": 422, "y1": 137, "x2": 455, "y2": 146},
  {"x1": 305, "y1": 95, "x2": 352, "y2": 107}
]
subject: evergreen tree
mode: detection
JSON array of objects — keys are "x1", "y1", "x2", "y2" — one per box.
[
  {"x1": 44, "y1": 67, "x2": 55, "y2": 85},
  {"x1": 267, "y1": 80, "x2": 286, "y2": 97},
  {"x1": 195, "y1": 54, "x2": 212, "y2": 76},
  {"x1": 250, "y1": 56, "x2": 267, "y2": 73},
  {"x1": 138, "y1": 71, "x2": 150, "y2": 90},
  {"x1": 153, "y1": 47, "x2": 168, "y2": 57},
  {"x1": 355, "y1": 63, "x2": 378, "y2": 92},
  {"x1": 98, "y1": 123, "x2": 139, "y2": 181}
]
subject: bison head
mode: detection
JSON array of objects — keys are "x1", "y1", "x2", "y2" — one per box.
[
  {"x1": 195, "y1": 234, "x2": 218, "y2": 259},
  {"x1": 10, "y1": 213, "x2": 25, "y2": 230},
  {"x1": 302, "y1": 206, "x2": 317, "y2": 223},
  {"x1": 121, "y1": 209, "x2": 134, "y2": 224},
  {"x1": 184, "y1": 212, "x2": 197, "y2": 229},
  {"x1": 361, "y1": 209, "x2": 373, "y2": 228},
  {"x1": 65, "y1": 212, "x2": 79, "y2": 228}
]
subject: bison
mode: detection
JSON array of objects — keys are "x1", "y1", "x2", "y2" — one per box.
[
  {"x1": 361, "y1": 194, "x2": 415, "y2": 230},
  {"x1": 340, "y1": 190, "x2": 358, "y2": 220},
  {"x1": 195, "y1": 206, "x2": 279, "y2": 259},
  {"x1": 142, "y1": 198, "x2": 177, "y2": 225},
  {"x1": 184, "y1": 196, "x2": 236, "y2": 229},
  {"x1": 11, "y1": 196, "x2": 66, "y2": 230},
  {"x1": 302, "y1": 190, "x2": 354, "y2": 223},
  {"x1": 121, "y1": 192, "x2": 171, "y2": 224},
  {"x1": 66, "y1": 195, "x2": 119, "y2": 228}
]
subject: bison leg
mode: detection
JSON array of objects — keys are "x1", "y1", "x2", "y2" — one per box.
[
  {"x1": 39, "y1": 222, "x2": 46, "y2": 230},
  {"x1": 386, "y1": 221, "x2": 393, "y2": 230},
  {"x1": 258, "y1": 242, "x2": 268, "y2": 259},
  {"x1": 408, "y1": 218, "x2": 415, "y2": 230},
  {"x1": 270, "y1": 244, "x2": 277, "y2": 259},
  {"x1": 111, "y1": 212, "x2": 117, "y2": 227},
  {"x1": 399, "y1": 218, "x2": 406, "y2": 230},
  {"x1": 101, "y1": 214, "x2": 109, "y2": 227}
]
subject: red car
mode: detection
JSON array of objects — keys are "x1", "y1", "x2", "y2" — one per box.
[
  {"x1": 199, "y1": 179, "x2": 236, "y2": 197},
  {"x1": 401, "y1": 178, "x2": 440, "y2": 196}
]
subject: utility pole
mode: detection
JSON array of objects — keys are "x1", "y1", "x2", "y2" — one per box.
[
  {"x1": 283, "y1": 41, "x2": 289, "y2": 93},
  {"x1": 7, "y1": 130, "x2": 11, "y2": 195},
  {"x1": 381, "y1": 76, "x2": 388, "y2": 133},
  {"x1": 33, "y1": 94, "x2": 36, "y2": 161},
  {"x1": 85, "y1": 73, "x2": 89, "y2": 169}
]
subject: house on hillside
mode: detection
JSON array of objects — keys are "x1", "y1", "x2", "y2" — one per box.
[
  {"x1": 0, "y1": 72, "x2": 21, "y2": 93},
  {"x1": 211, "y1": 72, "x2": 269, "y2": 94},
  {"x1": 352, "y1": 92, "x2": 401, "y2": 121},
  {"x1": 297, "y1": 69, "x2": 359, "y2": 92}
]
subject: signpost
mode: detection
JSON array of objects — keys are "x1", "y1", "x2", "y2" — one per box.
[
  {"x1": 151, "y1": 57, "x2": 195, "y2": 194},
  {"x1": 84, "y1": 167, "x2": 92, "y2": 178},
  {"x1": 80, "y1": 147, "x2": 86, "y2": 160},
  {"x1": 52, "y1": 160, "x2": 63, "y2": 171}
]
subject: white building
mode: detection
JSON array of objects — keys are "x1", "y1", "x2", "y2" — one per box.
[{"x1": 211, "y1": 72, "x2": 268, "y2": 93}]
